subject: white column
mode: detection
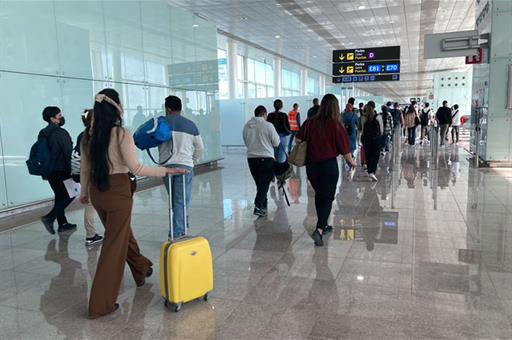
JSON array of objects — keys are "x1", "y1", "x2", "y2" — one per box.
[
  {"x1": 228, "y1": 40, "x2": 237, "y2": 99},
  {"x1": 302, "y1": 67, "x2": 308, "y2": 96},
  {"x1": 274, "y1": 57, "x2": 282, "y2": 97},
  {"x1": 319, "y1": 74, "x2": 326, "y2": 95}
]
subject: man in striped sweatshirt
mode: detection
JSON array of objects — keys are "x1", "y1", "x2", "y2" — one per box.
[{"x1": 159, "y1": 96, "x2": 204, "y2": 239}]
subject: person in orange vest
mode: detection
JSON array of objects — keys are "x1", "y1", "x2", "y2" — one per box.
[{"x1": 287, "y1": 103, "x2": 301, "y2": 152}]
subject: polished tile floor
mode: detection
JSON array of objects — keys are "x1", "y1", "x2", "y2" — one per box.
[{"x1": 2, "y1": 142, "x2": 512, "y2": 339}]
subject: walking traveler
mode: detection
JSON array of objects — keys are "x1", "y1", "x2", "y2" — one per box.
[
  {"x1": 380, "y1": 105, "x2": 394, "y2": 153},
  {"x1": 80, "y1": 88, "x2": 186, "y2": 319},
  {"x1": 419, "y1": 103, "x2": 431, "y2": 144},
  {"x1": 243, "y1": 105, "x2": 280, "y2": 217},
  {"x1": 287, "y1": 103, "x2": 301, "y2": 152},
  {"x1": 296, "y1": 94, "x2": 356, "y2": 247},
  {"x1": 435, "y1": 100, "x2": 452, "y2": 146},
  {"x1": 404, "y1": 105, "x2": 419, "y2": 146},
  {"x1": 71, "y1": 109, "x2": 103, "y2": 246},
  {"x1": 267, "y1": 99, "x2": 291, "y2": 163},
  {"x1": 390, "y1": 102, "x2": 402, "y2": 129},
  {"x1": 342, "y1": 98, "x2": 358, "y2": 158},
  {"x1": 38, "y1": 106, "x2": 77, "y2": 234},
  {"x1": 361, "y1": 102, "x2": 383, "y2": 182},
  {"x1": 451, "y1": 104, "x2": 461, "y2": 144},
  {"x1": 158, "y1": 95, "x2": 204, "y2": 239},
  {"x1": 306, "y1": 98, "x2": 320, "y2": 119}
]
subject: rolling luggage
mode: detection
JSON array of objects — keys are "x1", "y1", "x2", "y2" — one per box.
[{"x1": 159, "y1": 174, "x2": 213, "y2": 312}]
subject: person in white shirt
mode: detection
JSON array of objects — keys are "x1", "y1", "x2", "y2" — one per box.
[
  {"x1": 243, "y1": 105, "x2": 280, "y2": 217},
  {"x1": 451, "y1": 104, "x2": 461, "y2": 144}
]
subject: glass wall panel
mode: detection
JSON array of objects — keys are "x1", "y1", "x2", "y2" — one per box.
[
  {"x1": 54, "y1": 1, "x2": 106, "y2": 80},
  {"x1": 103, "y1": 0, "x2": 145, "y2": 83},
  {"x1": 0, "y1": 1, "x2": 60, "y2": 76},
  {"x1": 0, "y1": 0, "x2": 221, "y2": 209}
]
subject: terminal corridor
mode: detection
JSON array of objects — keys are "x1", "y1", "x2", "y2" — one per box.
[{"x1": 1, "y1": 144, "x2": 512, "y2": 339}]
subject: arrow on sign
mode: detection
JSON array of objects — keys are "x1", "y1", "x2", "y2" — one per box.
[
  {"x1": 339, "y1": 54, "x2": 345, "y2": 61},
  {"x1": 339, "y1": 66, "x2": 345, "y2": 74}
]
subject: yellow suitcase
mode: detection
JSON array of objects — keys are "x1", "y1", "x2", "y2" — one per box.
[{"x1": 159, "y1": 175, "x2": 213, "y2": 312}]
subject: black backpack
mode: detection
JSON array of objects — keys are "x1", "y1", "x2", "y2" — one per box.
[
  {"x1": 362, "y1": 117, "x2": 381, "y2": 145},
  {"x1": 26, "y1": 129, "x2": 57, "y2": 178},
  {"x1": 420, "y1": 109, "x2": 430, "y2": 126}
]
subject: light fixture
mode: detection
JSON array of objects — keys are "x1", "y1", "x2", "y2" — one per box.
[
  {"x1": 192, "y1": 24, "x2": 199, "y2": 28},
  {"x1": 275, "y1": 34, "x2": 281, "y2": 39},
  {"x1": 313, "y1": 55, "x2": 317, "y2": 58},
  {"x1": 357, "y1": 275, "x2": 365, "y2": 281},
  {"x1": 358, "y1": 5, "x2": 366, "y2": 10}
]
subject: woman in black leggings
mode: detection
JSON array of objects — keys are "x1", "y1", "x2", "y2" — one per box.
[{"x1": 296, "y1": 94, "x2": 356, "y2": 246}]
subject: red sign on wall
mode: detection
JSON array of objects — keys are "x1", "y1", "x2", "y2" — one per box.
[{"x1": 466, "y1": 47, "x2": 483, "y2": 64}]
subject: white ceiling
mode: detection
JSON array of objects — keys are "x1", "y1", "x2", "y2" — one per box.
[{"x1": 166, "y1": 0, "x2": 475, "y2": 101}]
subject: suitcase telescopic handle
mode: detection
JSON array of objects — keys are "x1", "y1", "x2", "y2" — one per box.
[{"x1": 167, "y1": 173, "x2": 187, "y2": 241}]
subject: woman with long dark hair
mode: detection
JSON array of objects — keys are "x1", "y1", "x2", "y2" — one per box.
[
  {"x1": 296, "y1": 94, "x2": 356, "y2": 246},
  {"x1": 80, "y1": 88, "x2": 185, "y2": 318},
  {"x1": 361, "y1": 101, "x2": 383, "y2": 182}
]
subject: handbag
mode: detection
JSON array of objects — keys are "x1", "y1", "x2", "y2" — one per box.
[
  {"x1": 414, "y1": 115, "x2": 420, "y2": 126},
  {"x1": 288, "y1": 128, "x2": 307, "y2": 167}
]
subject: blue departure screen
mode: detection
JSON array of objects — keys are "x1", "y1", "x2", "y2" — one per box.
[
  {"x1": 385, "y1": 64, "x2": 399, "y2": 72},
  {"x1": 368, "y1": 65, "x2": 381, "y2": 73}
]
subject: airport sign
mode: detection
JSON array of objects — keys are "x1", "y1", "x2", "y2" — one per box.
[
  {"x1": 332, "y1": 74, "x2": 400, "y2": 83},
  {"x1": 333, "y1": 46, "x2": 400, "y2": 63},
  {"x1": 332, "y1": 60, "x2": 400, "y2": 76}
]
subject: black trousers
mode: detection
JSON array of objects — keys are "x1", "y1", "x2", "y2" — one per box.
[
  {"x1": 46, "y1": 171, "x2": 74, "y2": 226},
  {"x1": 364, "y1": 142, "x2": 380, "y2": 174},
  {"x1": 407, "y1": 127, "x2": 416, "y2": 145},
  {"x1": 306, "y1": 158, "x2": 339, "y2": 229},
  {"x1": 248, "y1": 158, "x2": 274, "y2": 210}
]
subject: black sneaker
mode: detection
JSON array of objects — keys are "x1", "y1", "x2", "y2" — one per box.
[
  {"x1": 41, "y1": 216, "x2": 55, "y2": 235},
  {"x1": 253, "y1": 207, "x2": 267, "y2": 217},
  {"x1": 58, "y1": 223, "x2": 77, "y2": 233},
  {"x1": 322, "y1": 225, "x2": 333, "y2": 234},
  {"x1": 311, "y1": 229, "x2": 324, "y2": 246},
  {"x1": 85, "y1": 234, "x2": 103, "y2": 247}
]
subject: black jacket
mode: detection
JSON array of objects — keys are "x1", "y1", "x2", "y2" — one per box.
[
  {"x1": 436, "y1": 106, "x2": 452, "y2": 125},
  {"x1": 267, "y1": 111, "x2": 291, "y2": 135},
  {"x1": 37, "y1": 124, "x2": 73, "y2": 174},
  {"x1": 307, "y1": 105, "x2": 320, "y2": 119}
]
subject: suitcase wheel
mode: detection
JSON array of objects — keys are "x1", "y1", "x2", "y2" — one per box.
[
  {"x1": 203, "y1": 293, "x2": 209, "y2": 301},
  {"x1": 164, "y1": 300, "x2": 170, "y2": 308},
  {"x1": 174, "y1": 302, "x2": 182, "y2": 313}
]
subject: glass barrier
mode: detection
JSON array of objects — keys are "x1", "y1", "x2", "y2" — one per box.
[{"x1": 0, "y1": 0, "x2": 221, "y2": 209}]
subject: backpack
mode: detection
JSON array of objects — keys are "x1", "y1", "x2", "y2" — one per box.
[
  {"x1": 26, "y1": 129, "x2": 57, "y2": 178},
  {"x1": 133, "y1": 116, "x2": 172, "y2": 164},
  {"x1": 420, "y1": 109, "x2": 430, "y2": 126},
  {"x1": 343, "y1": 112, "x2": 354, "y2": 136},
  {"x1": 362, "y1": 117, "x2": 381, "y2": 145}
]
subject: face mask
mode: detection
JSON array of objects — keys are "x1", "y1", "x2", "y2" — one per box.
[{"x1": 58, "y1": 117, "x2": 65, "y2": 126}]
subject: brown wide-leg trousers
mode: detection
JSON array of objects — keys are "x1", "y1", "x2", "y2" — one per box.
[{"x1": 88, "y1": 174, "x2": 152, "y2": 318}]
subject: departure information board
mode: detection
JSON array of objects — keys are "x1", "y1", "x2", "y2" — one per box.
[
  {"x1": 332, "y1": 61, "x2": 400, "y2": 76},
  {"x1": 332, "y1": 46, "x2": 400, "y2": 63},
  {"x1": 332, "y1": 74, "x2": 400, "y2": 84},
  {"x1": 332, "y1": 46, "x2": 400, "y2": 83}
]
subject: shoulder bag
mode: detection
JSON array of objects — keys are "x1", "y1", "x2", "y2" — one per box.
[{"x1": 288, "y1": 125, "x2": 307, "y2": 167}]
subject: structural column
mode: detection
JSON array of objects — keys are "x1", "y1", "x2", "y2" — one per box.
[
  {"x1": 302, "y1": 67, "x2": 308, "y2": 96},
  {"x1": 228, "y1": 40, "x2": 237, "y2": 99},
  {"x1": 274, "y1": 57, "x2": 282, "y2": 97}
]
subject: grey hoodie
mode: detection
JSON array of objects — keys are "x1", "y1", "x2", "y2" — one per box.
[{"x1": 243, "y1": 116, "x2": 280, "y2": 159}]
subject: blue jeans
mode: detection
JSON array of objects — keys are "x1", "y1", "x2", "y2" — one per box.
[
  {"x1": 275, "y1": 134, "x2": 290, "y2": 163},
  {"x1": 164, "y1": 165, "x2": 193, "y2": 239},
  {"x1": 288, "y1": 132, "x2": 297, "y2": 153}
]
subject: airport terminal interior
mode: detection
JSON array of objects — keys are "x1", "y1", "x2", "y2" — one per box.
[{"x1": 1, "y1": 0, "x2": 512, "y2": 339}]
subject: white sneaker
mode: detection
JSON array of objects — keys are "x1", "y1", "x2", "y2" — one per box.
[{"x1": 369, "y1": 173, "x2": 378, "y2": 182}]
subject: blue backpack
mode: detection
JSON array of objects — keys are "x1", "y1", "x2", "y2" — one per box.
[
  {"x1": 133, "y1": 116, "x2": 172, "y2": 164},
  {"x1": 26, "y1": 129, "x2": 57, "y2": 178}
]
